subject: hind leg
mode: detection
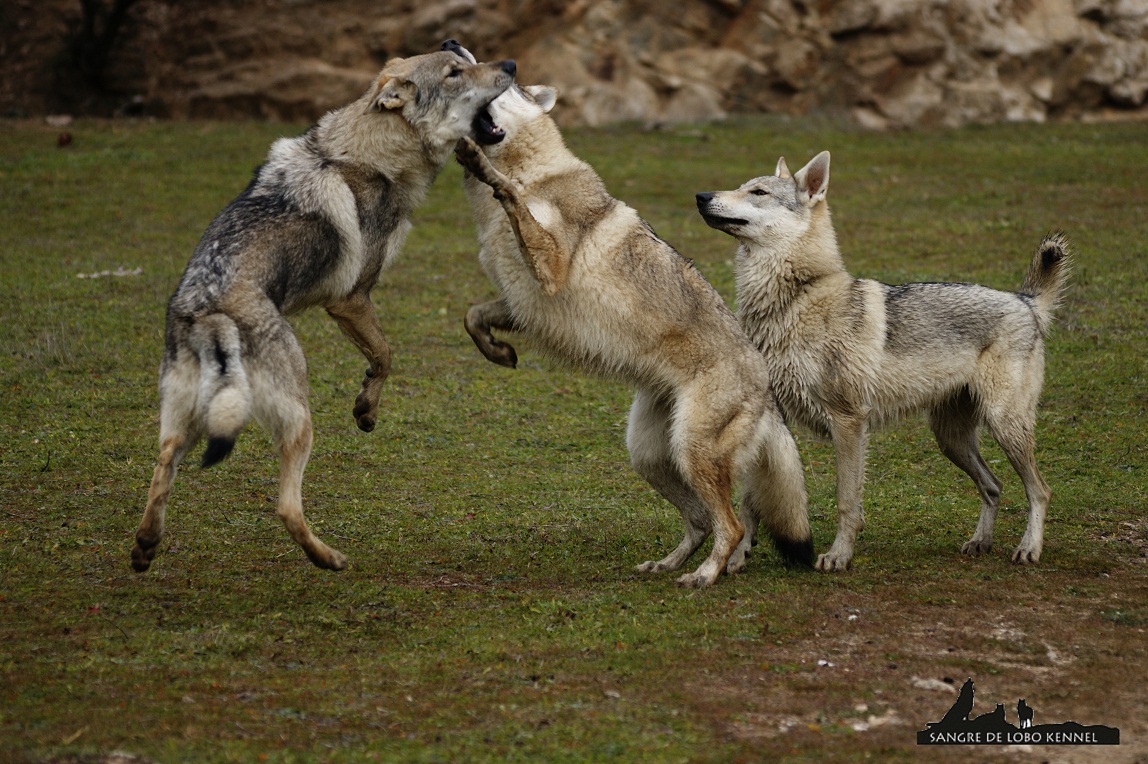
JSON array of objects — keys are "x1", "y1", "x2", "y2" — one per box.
[
  {"x1": 665, "y1": 387, "x2": 762, "y2": 588},
  {"x1": 251, "y1": 318, "x2": 347, "y2": 570},
  {"x1": 986, "y1": 411, "x2": 1050, "y2": 564},
  {"x1": 132, "y1": 359, "x2": 201, "y2": 572},
  {"x1": 274, "y1": 409, "x2": 347, "y2": 570},
  {"x1": 671, "y1": 451, "x2": 741, "y2": 589},
  {"x1": 929, "y1": 391, "x2": 1003, "y2": 556},
  {"x1": 729, "y1": 415, "x2": 812, "y2": 574},
  {"x1": 132, "y1": 433, "x2": 195, "y2": 572},
  {"x1": 627, "y1": 390, "x2": 713, "y2": 575},
  {"x1": 326, "y1": 290, "x2": 391, "y2": 433}
]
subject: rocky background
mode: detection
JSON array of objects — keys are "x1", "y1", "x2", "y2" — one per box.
[{"x1": 3, "y1": 0, "x2": 1147, "y2": 128}]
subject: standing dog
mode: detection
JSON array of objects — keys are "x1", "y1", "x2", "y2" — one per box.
[
  {"x1": 131, "y1": 47, "x2": 516, "y2": 573},
  {"x1": 454, "y1": 84, "x2": 812, "y2": 588},
  {"x1": 696, "y1": 152, "x2": 1070, "y2": 570}
]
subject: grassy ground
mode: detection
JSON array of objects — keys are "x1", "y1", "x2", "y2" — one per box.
[{"x1": 1, "y1": 116, "x2": 1145, "y2": 763}]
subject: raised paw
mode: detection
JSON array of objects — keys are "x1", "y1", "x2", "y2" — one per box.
[
  {"x1": 455, "y1": 135, "x2": 480, "y2": 165},
  {"x1": 352, "y1": 394, "x2": 377, "y2": 432},
  {"x1": 455, "y1": 137, "x2": 492, "y2": 180},
  {"x1": 304, "y1": 544, "x2": 349, "y2": 571},
  {"x1": 961, "y1": 538, "x2": 993, "y2": 556},
  {"x1": 130, "y1": 543, "x2": 156, "y2": 572},
  {"x1": 130, "y1": 533, "x2": 160, "y2": 573},
  {"x1": 477, "y1": 336, "x2": 517, "y2": 368},
  {"x1": 352, "y1": 366, "x2": 386, "y2": 432}
]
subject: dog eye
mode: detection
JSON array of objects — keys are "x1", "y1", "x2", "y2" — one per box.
[
  {"x1": 448, "y1": 68, "x2": 463, "y2": 78},
  {"x1": 750, "y1": 188, "x2": 769, "y2": 196}
]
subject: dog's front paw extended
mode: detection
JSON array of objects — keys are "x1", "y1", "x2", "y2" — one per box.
[
  {"x1": 815, "y1": 551, "x2": 852, "y2": 572},
  {"x1": 455, "y1": 137, "x2": 507, "y2": 198},
  {"x1": 635, "y1": 560, "x2": 670, "y2": 574},
  {"x1": 455, "y1": 137, "x2": 486, "y2": 176}
]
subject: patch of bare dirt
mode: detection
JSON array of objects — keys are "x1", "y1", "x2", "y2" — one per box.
[{"x1": 685, "y1": 564, "x2": 1148, "y2": 761}]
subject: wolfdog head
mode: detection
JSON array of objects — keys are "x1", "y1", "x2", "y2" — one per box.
[
  {"x1": 437, "y1": 40, "x2": 562, "y2": 157},
  {"x1": 469, "y1": 81, "x2": 560, "y2": 158},
  {"x1": 695, "y1": 151, "x2": 831, "y2": 247},
  {"x1": 365, "y1": 42, "x2": 516, "y2": 152}
]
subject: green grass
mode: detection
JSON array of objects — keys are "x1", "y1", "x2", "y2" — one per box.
[{"x1": 1, "y1": 116, "x2": 1146, "y2": 762}]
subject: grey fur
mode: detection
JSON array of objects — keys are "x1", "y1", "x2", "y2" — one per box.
[
  {"x1": 132, "y1": 46, "x2": 515, "y2": 573},
  {"x1": 456, "y1": 85, "x2": 812, "y2": 588},
  {"x1": 698, "y1": 151, "x2": 1071, "y2": 570}
]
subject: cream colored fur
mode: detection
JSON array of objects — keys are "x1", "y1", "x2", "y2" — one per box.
[
  {"x1": 698, "y1": 152, "x2": 1071, "y2": 571},
  {"x1": 457, "y1": 86, "x2": 812, "y2": 588}
]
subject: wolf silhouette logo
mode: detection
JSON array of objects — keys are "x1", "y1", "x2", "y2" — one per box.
[
  {"x1": 918, "y1": 679, "x2": 1119, "y2": 746},
  {"x1": 1018, "y1": 699, "x2": 1034, "y2": 729}
]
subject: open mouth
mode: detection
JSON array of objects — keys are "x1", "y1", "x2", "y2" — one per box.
[{"x1": 473, "y1": 104, "x2": 505, "y2": 145}]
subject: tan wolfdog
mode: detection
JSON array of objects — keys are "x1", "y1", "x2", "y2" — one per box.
[
  {"x1": 131, "y1": 47, "x2": 516, "y2": 573},
  {"x1": 454, "y1": 84, "x2": 812, "y2": 588},
  {"x1": 697, "y1": 151, "x2": 1071, "y2": 570}
]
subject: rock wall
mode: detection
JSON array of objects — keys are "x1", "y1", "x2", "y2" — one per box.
[{"x1": 3, "y1": 0, "x2": 1146, "y2": 128}]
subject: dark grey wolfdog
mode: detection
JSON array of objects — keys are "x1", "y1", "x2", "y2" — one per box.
[{"x1": 131, "y1": 46, "x2": 515, "y2": 573}]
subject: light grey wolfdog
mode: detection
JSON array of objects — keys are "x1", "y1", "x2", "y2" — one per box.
[
  {"x1": 131, "y1": 46, "x2": 516, "y2": 573},
  {"x1": 453, "y1": 84, "x2": 813, "y2": 588},
  {"x1": 696, "y1": 151, "x2": 1071, "y2": 571}
]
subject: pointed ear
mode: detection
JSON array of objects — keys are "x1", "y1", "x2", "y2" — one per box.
[
  {"x1": 524, "y1": 85, "x2": 558, "y2": 113},
  {"x1": 775, "y1": 157, "x2": 791, "y2": 179},
  {"x1": 793, "y1": 151, "x2": 830, "y2": 205},
  {"x1": 368, "y1": 75, "x2": 417, "y2": 113}
]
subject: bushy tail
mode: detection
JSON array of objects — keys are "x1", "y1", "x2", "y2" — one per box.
[
  {"x1": 744, "y1": 422, "x2": 814, "y2": 568},
  {"x1": 189, "y1": 314, "x2": 252, "y2": 467},
  {"x1": 1021, "y1": 231, "x2": 1072, "y2": 336}
]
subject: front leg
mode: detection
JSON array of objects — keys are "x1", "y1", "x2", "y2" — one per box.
[
  {"x1": 456, "y1": 137, "x2": 569, "y2": 295},
  {"x1": 464, "y1": 298, "x2": 519, "y2": 368},
  {"x1": 817, "y1": 415, "x2": 869, "y2": 572},
  {"x1": 326, "y1": 291, "x2": 391, "y2": 432}
]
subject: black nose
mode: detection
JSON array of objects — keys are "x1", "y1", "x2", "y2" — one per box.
[
  {"x1": 499, "y1": 60, "x2": 517, "y2": 77},
  {"x1": 440, "y1": 39, "x2": 462, "y2": 53},
  {"x1": 696, "y1": 192, "x2": 714, "y2": 207}
]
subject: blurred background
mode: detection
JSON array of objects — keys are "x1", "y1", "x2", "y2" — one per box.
[{"x1": 3, "y1": 0, "x2": 1146, "y2": 129}]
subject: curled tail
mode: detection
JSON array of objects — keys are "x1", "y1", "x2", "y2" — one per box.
[
  {"x1": 190, "y1": 314, "x2": 252, "y2": 467},
  {"x1": 1021, "y1": 232, "x2": 1072, "y2": 336}
]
